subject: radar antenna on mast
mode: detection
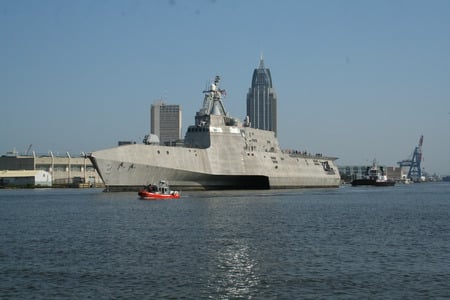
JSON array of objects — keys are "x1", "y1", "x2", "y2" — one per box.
[{"x1": 199, "y1": 75, "x2": 228, "y2": 116}]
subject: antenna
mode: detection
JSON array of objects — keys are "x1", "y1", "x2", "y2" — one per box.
[{"x1": 259, "y1": 52, "x2": 265, "y2": 69}]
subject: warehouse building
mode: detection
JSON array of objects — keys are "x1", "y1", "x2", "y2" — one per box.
[
  {"x1": 0, "y1": 170, "x2": 52, "y2": 187},
  {"x1": 0, "y1": 151, "x2": 103, "y2": 187}
]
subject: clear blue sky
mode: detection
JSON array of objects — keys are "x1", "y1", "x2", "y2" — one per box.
[{"x1": 1, "y1": 0, "x2": 450, "y2": 175}]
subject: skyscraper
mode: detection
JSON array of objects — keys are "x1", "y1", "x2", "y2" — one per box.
[
  {"x1": 151, "y1": 101, "x2": 182, "y2": 145},
  {"x1": 246, "y1": 56, "x2": 277, "y2": 136}
]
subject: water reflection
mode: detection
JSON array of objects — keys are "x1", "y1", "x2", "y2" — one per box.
[
  {"x1": 209, "y1": 240, "x2": 260, "y2": 298},
  {"x1": 2, "y1": 184, "x2": 449, "y2": 299}
]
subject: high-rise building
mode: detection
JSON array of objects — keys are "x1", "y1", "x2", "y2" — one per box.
[
  {"x1": 150, "y1": 101, "x2": 182, "y2": 145},
  {"x1": 246, "y1": 56, "x2": 277, "y2": 136}
]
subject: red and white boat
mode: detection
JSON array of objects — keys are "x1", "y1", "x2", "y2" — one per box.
[{"x1": 138, "y1": 180, "x2": 180, "y2": 200}]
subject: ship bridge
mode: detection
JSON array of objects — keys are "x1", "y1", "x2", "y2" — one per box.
[{"x1": 185, "y1": 76, "x2": 241, "y2": 148}]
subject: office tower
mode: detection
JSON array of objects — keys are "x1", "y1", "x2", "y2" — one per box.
[
  {"x1": 151, "y1": 101, "x2": 182, "y2": 145},
  {"x1": 246, "y1": 56, "x2": 277, "y2": 136}
]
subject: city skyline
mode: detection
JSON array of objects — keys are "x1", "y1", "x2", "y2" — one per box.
[{"x1": 1, "y1": 1, "x2": 450, "y2": 175}]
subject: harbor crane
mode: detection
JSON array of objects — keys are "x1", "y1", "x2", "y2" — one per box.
[{"x1": 397, "y1": 135, "x2": 424, "y2": 182}]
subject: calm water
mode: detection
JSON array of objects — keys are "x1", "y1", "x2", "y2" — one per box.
[{"x1": 1, "y1": 183, "x2": 449, "y2": 299}]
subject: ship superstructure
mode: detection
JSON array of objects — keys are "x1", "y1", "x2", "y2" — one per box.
[{"x1": 88, "y1": 76, "x2": 340, "y2": 191}]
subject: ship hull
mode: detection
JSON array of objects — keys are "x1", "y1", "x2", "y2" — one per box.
[{"x1": 89, "y1": 143, "x2": 340, "y2": 191}]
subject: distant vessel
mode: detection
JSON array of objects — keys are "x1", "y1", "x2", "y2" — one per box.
[
  {"x1": 88, "y1": 76, "x2": 340, "y2": 191},
  {"x1": 351, "y1": 160, "x2": 396, "y2": 187},
  {"x1": 138, "y1": 180, "x2": 180, "y2": 200}
]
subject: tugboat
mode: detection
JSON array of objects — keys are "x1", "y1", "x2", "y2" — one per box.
[
  {"x1": 138, "y1": 180, "x2": 180, "y2": 200},
  {"x1": 351, "y1": 160, "x2": 396, "y2": 187}
]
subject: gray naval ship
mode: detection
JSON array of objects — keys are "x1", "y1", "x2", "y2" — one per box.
[{"x1": 88, "y1": 76, "x2": 340, "y2": 191}]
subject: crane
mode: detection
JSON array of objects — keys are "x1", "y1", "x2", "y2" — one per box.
[
  {"x1": 25, "y1": 144, "x2": 33, "y2": 156},
  {"x1": 397, "y1": 135, "x2": 424, "y2": 182}
]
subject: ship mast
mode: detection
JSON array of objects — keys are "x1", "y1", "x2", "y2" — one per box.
[{"x1": 200, "y1": 75, "x2": 228, "y2": 117}]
